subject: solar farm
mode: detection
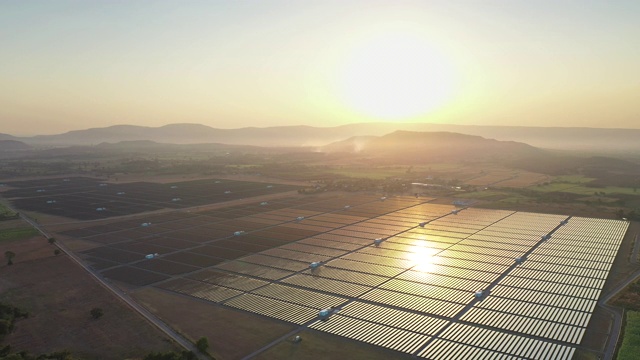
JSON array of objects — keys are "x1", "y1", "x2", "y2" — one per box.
[
  {"x1": 27, "y1": 181, "x2": 629, "y2": 360},
  {"x1": 1, "y1": 177, "x2": 299, "y2": 220}
]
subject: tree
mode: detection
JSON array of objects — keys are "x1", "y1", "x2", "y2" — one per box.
[
  {"x1": 143, "y1": 351, "x2": 196, "y2": 360},
  {"x1": 195, "y1": 337, "x2": 209, "y2": 354},
  {"x1": 4, "y1": 251, "x2": 15, "y2": 266},
  {"x1": 90, "y1": 307, "x2": 104, "y2": 319},
  {"x1": 54, "y1": 249, "x2": 61, "y2": 256},
  {"x1": 48, "y1": 237, "x2": 56, "y2": 245}
]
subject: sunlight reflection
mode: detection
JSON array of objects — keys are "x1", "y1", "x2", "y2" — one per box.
[{"x1": 406, "y1": 240, "x2": 440, "y2": 273}]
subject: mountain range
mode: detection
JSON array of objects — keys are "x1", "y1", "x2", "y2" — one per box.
[{"x1": 1, "y1": 122, "x2": 639, "y2": 152}]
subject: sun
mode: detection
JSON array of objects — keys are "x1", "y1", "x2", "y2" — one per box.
[{"x1": 339, "y1": 31, "x2": 455, "y2": 120}]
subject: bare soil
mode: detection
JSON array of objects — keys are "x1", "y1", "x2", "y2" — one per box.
[
  {"x1": 0, "y1": 235, "x2": 51, "y2": 265},
  {"x1": 0, "y1": 236, "x2": 179, "y2": 359},
  {"x1": 254, "y1": 329, "x2": 413, "y2": 360},
  {"x1": 133, "y1": 287, "x2": 296, "y2": 360}
]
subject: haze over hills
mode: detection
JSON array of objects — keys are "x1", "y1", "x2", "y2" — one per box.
[
  {"x1": 0, "y1": 140, "x2": 31, "y2": 151},
  {"x1": 3, "y1": 122, "x2": 640, "y2": 152},
  {"x1": 322, "y1": 131, "x2": 541, "y2": 162},
  {"x1": 0, "y1": 133, "x2": 19, "y2": 141}
]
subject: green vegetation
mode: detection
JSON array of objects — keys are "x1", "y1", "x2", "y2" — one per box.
[
  {"x1": 497, "y1": 195, "x2": 531, "y2": 204},
  {"x1": 0, "y1": 303, "x2": 29, "y2": 341},
  {"x1": 455, "y1": 190, "x2": 506, "y2": 199},
  {"x1": 613, "y1": 281, "x2": 640, "y2": 311},
  {"x1": 552, "y1": 175, "x2": 595, "y2": 184},
  {"x1": 0, "y1": 348, "x2": 195, "y2": 360},
  {"x1": 534, "y1": 182, "x2": 640, "y2": 196},
  {"x1": 195, "y1": 336, "x2": 209, "y2": 354},
  {"x1": 0, "y1": 302, "x2": 77, "y2": 359},
  {"x1": 0, "y1": 228, "x2": 39, "y2": 242},
  {"x1": 143, "y1": 351, "x2": 197, "y2": 360},
  {"x1": 612, "y1": 282, "x2": 640, "y2": 360},
  {"x1": 89, "y1": 307, "x2": 104, "y2": 320},
  {"x1": 618, "y1": 311, "x2": 640, "y2": 360},
  {"x1": 0, "y1": 348, "x2": 74, "y2": 360},
  {"x1": 326, "y1": 167, "x2": 408, "y2": 180},
  {"x1": 0, "y1": 203, "x2": 18, "y2": 221},
  {"x1": 4, "y1": 251, "x2": 15, "y2": 266}
]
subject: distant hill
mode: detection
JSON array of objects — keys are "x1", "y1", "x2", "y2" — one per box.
[
  {"x1": 93, "y1": 139, "x2": 294, "y2": 153},
  {"x1": 25, "y1": 123, "x2": 350, "y2": 147},
  {"x1": 0, "y1": 133, "x2": 19, "y2": 141},
  {"x1": 7, "y1": 122, "x2": 640, "y2": 152},
  {"x1": 21, "y1": 140, "x2": 308, "y2": 159},
  {"x1": 0, "y1": 140, "x2": 31, "y2": 151},
  {"x1": 323, "y1": 131, "x2": 540, "y2": 162}
]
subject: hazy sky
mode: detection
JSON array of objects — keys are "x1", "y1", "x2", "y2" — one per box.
[{"x1": 1, "y1": 0, "x2": 638, "y2": 135}]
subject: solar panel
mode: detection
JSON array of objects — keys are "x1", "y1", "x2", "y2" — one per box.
[{"x1": 137, "y1": 196, "x2": 628, "y2": 358}]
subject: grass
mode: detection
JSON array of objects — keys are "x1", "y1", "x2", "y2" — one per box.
[
  {"x1": 326, "y1": 167, "x2": 408, "y2": 179},
  {"x1": 553, "y1": 175, "x2": 595, "y2": 184},
  {"x1": 327, "y1": 163, "x2": 470, "y2": 179},
  {"x1": 530, "y1": 183, "x2": 582, "y2": 192},
  {"x1": 498, "y1": 195, "x2": 533, "y2": 204},
  {"x1": 422, "y1": 163, "x2": 464, "y2": 171},
  {"x1": 0, "y1": 227, "x2": 39, "y2": 242},
  {"x1": 454, "y1": 190, "x2": 507, "y2": 199},
  {"x1": 613, "y1": 280, "x2": 640, "y2": 311},
  {"x1": 618, "y1": 311, "x2": 640, "y2": 360},
  {"x1": 0, "y1": 202, "x2": 17, "y2": 217},
  {"x1": 531, "y1": 181, "x2": 639, "y2": 196}
]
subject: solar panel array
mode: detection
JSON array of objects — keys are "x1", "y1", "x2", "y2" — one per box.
[
  {"x1": 3, "y1": 177, "x2": 300, "y2": 220},
  {"x1": 150, "y1": 196, "x2": 628, "y2": 359}
]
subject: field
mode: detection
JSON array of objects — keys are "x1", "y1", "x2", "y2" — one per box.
[
  {"x1": 0, "y1": 226, "x2": 39, "y2": 242},
  {"x1": 134, "y1": 286, "x2": 297, "y2": 360},
  {"x1": 325, "y1": 166, "x2": 411, "y2": 179},
  {"x1": 617, "y1": 311, "x2": 640, "y2": 360},
  {"x1": 534, "y1": 183, "x2": 639, "y2": 196},
  {"x1": 0, "y1": 219, "x2": 179, "y2": 359},
  {"x1": 612, "y1": 280, "x2": 640, "y2": 311},
  {"x1": 0, "y1": 201, "x2": 17, "y2": 217}
]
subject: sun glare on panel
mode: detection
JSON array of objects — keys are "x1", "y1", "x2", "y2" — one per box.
[
  {"x1": 406, "y1": 240, "x2": 439, "y2": 273},
  {"x1": 339, "y1": 31, "x2": 456, "y2": 120}
]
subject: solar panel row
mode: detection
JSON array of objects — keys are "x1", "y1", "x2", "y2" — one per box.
[
  {"x1": 196, "y1": 205, "x2": 627, "y2": 359},
  {"x1": 54, "y1": 190, "x2": 627, "y2": 359}
]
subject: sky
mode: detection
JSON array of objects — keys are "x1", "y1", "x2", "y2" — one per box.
[{"x1": 1, "y1": 0, "x2": 638, "y2": 136}]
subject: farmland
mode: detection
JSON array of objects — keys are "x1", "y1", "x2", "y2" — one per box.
[
  {"x1": 617, "y1": 311, "x2": 640, "y2": 360},
  {"x1": 0, "y1": 218, "x2": 179, "y2": 359}
]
